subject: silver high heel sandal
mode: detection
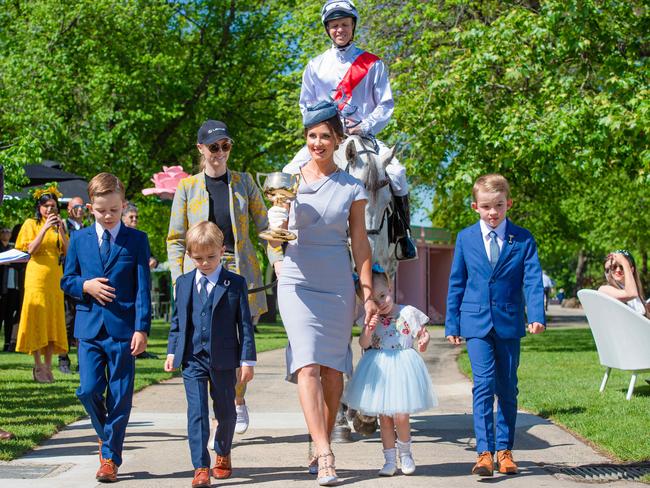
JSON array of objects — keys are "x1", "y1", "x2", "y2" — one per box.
[{"x1": 317, "y1": 451, "x2": 338, "y2": 486}]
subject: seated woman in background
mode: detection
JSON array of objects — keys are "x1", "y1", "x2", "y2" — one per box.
[{"x1": 598, "y1": 250, "x2": 649, "y2": 317}]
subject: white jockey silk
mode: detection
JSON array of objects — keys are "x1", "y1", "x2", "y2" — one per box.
[{"x1": 300, "y1": 43, "x2": 394, "y2": 137}]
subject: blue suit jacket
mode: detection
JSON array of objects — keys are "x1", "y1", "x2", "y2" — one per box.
[
  {"x1": 167, "y1": 267, "x2": 256, "y2": 370},
  {"x1": 445, "y1": 219, "x2": 545, "y2": 339},
  {"x1": 61, "y1": 225, "x2": 152, "y2": 340}
]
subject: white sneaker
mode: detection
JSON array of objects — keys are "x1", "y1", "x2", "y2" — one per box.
[
  {"x1": 397, "y1": 439, "x2": 416, "y2": 475},
  {"x1": 235, "y1": 404, "x2": 249, "y2": 434},
  {"x1": 378, "y1": 448, "x2": 397, "y2": 477},
  {"x1": 400, "y1": 453, "x2": 416, "y2": 475}
]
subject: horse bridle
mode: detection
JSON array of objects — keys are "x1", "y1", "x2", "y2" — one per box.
[{"x1": 344, "y1": 136, "x2": 392, "y2": 236}]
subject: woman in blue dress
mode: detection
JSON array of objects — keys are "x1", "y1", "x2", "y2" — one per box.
[{"x1": 271, "y1": 101, "x2": 378, "y2": 486}]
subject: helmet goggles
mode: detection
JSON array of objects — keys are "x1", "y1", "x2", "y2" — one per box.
[{"x1": 321, "y1": 0, "x2": 359, "y2": 25}]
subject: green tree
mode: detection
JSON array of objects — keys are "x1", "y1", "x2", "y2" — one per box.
[{"x1": 360, "y1": 0, "x2": 649, "y2": 293}]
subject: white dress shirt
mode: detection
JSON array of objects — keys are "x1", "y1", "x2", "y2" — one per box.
[
  {"x1": 299, "y1": 43, "x2": 394, "y2": 136},
  {"x1": 479, "y1": 219, "x2": 507, "y2": 260},
  {"x1": 194, "y1": 267, "x2": 256, "y2": 367},
  {"x1": 95, "y1": 221, "x2": 121, "y2": 246}
]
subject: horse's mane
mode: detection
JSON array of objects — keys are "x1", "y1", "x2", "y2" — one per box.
[{"x1": 348, "y1": 136, "x2": 381, "y2": 203}]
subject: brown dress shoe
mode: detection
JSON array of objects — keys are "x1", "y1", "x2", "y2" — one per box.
[
  {"x1": 96, "y1": 459, "x2": 118, "y2": 483},
  {"x1": 497, "y1": 449, "x2": 518, "y2": 474},
  {"x1": 0, "y1": 429, "x2": 15, "y2": 440},
  {"x1": 211, "y1": 454, "x2": 232, "y2": 479},
  {"x1": 472, "y1": 451, "x2": 494, "y2": 476},
  {"x1": 192, "y1": 467, "x2": 211, "y2": 487}
]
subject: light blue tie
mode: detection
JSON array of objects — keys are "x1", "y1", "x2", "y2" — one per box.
[
  {"x1": 199, "y1": 276, "x2": 209, "y2": 304},
  {"x1": 489, "y1": 230, "x2": 500, "y2": 269},
  {"x1": 100, "y1": 229, "x2": 111, "y2": 266}
]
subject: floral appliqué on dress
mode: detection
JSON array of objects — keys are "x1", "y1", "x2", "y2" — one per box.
[
  {"x1": 395, "y1": 316, "x2": 410, "y2": 336},
  {"x1": 371, "y1": 315, "x2": 411, "y2": 350}
]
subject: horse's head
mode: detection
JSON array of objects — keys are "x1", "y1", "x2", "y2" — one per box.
[
  {"x1": 335, "y1": 135, "x2": 396, "y2": 276},
  {"x1": 335, "y1": 136, "x2": 394, "y2": 200}
]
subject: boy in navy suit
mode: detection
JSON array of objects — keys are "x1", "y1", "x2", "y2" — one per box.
[
  {"x1": 164, "y1": 221, "x2": 256, "y2": 488},
  {"x1": 61, "y1": 173, "x2": 151, "y2": 483},
  {"x1": 445, "y1": 174, "x2": 545, "y2": 477}
]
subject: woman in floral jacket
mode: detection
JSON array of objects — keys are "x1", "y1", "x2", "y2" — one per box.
[{"x1": 167, "y1": 120, "x2": 282, "y2": 435}]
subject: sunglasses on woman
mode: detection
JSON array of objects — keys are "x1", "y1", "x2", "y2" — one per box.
[
  {"x1": 605, "y1": 264, "x2": 624, "y2": 273},
  {"x1": 207, "y1": 141, "x2": 232, "y2": 153}
]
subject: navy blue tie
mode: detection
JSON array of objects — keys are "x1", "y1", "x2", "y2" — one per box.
[
  {"x1": 199, "y1": 276, "x2": 209, "y2": 304},
  {"x1": 489, "y1": 230, "x2": 500, "y2": 269},
  {"x1": 100, "y1": 229, "x2": 111, "y2": 266}
]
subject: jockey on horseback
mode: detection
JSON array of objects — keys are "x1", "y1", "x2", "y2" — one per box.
[{"x1": 285, "y1": 0, "x2": 409, "y2": 205}]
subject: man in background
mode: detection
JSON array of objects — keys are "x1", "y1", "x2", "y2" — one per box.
[{"x1": 58, "y1": 196, "x2": 87, "y2": 374}]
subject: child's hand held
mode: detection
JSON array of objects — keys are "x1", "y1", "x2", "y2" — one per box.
[
  {"x1": 363, "y1": 299, "x2": 379, "y2": 329},
  {"x1": 446, "y1": 335, "x2": 462, "y2": 345}
]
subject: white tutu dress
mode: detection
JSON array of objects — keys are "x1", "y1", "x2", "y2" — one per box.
[{"x1": 343, "y1": 305, "x2": 438, "y2": 416}]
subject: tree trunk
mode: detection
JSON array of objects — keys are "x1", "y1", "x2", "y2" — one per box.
[{"x1": 573, "y1": 248, "x2": 588, "y2": 297}]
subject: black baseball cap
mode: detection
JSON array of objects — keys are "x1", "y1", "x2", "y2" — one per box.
[{"x1": 197, "y1": 120, "x2": 232, "y2": 145}]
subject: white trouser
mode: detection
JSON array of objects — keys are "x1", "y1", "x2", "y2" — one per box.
[{"x1": 284, "y1": 140, "x2": 409, "y2": 197}]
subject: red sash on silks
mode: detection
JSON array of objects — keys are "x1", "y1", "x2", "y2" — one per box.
[{"x1": 333, "y1": 51, "x2": 380, "y2": 111}]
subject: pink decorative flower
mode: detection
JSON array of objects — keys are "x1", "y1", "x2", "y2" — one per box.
[
  {"x1": 142, "y1": 166, "x2": 189, "y2": 200},
  {"x1": 382, "y1": 317, "x2": 391, "y2": 328}
]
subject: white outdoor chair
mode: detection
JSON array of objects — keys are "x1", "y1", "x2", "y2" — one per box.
[{"x1": 578, "y1": 289, "x2": 650, "y2": 400}]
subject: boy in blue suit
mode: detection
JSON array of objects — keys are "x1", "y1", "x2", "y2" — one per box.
[
  {"x1": 61, "y1": 173, "x2": 151, "y2": 483},
  {"x1": 164, "y1": 221, "x2": 256, "y2": 488},
  {"x1": 445, "y1": 174, "x2": 545, "y2": 477}
]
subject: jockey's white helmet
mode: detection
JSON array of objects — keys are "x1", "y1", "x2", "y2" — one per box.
[{"x1": 321, "y1": 0, "x2": 359, "y2": 27}]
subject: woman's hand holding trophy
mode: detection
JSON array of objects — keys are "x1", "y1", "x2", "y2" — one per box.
[{"x1": 256, "y1": 172, "x2": 299, "y2": 242}]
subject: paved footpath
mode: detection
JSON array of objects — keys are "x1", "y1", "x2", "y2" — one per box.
[{"x1": 2, "y1": 305, "x2": 645, "y2": 487}]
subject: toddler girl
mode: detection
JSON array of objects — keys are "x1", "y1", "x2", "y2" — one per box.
[{"x1": 344, "y1": 270, "x2": 437, "y2": 476}]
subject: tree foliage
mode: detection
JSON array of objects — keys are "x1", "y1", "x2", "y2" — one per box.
[
  {"x1": 1, "y1": 1, "x2": 648, "y2": 293},
  {"x1": 360, "y1": 0, "x2": 649, "y2": 292},
  {"x1": 0, "y1": 0, "x2": 304, "y2": 195}
]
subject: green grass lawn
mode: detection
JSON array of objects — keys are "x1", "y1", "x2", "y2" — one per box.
[
  {"x1": 0, "y1": 320, "x2": 288, "y2": 461},
  {"x1": 457, "y1": 328, "x2": 650, "y2": 462}
]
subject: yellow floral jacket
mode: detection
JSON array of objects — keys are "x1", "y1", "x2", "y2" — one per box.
[{"x1": 167, "y1": 170, "x2": 282, "y2": 317}]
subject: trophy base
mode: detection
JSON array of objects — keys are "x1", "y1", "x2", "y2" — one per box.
[{"x1": 259, "y1": 229, "x2": 297, "y2": 242}]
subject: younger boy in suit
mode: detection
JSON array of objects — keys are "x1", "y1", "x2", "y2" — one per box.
[
  {"x1": 61, "y1": 173, "x2": 151, "y2": 483},
  {"x1": 164, "y1": 221, "x2": 256, "y2": 488},
  {"x1": 445, "y1": 173, "x2": 545, "y2": 476}
]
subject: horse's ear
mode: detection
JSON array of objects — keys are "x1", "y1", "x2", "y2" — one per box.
[
  {"x1": 382, "y1": 145, "x2": 397, "y2": 168},
  {"x1": 345, "y1": 138, "x2": 357, "y2": 163}
]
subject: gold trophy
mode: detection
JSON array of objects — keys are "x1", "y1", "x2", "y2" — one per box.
[{"x1": 256, "y1": 172, "x2": 299, "y2": 241}]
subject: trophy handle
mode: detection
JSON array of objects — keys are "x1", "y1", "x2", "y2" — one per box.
[{"x1": 256, "y1": 172, "x2": 271, "y2": 192}]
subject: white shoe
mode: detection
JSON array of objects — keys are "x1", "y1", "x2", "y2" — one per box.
[
  {"x1": 378, "y1": 448, "x2": 397, "y2": 477},
  {"x1": 397, "y1": 439, "x2": 416, "y2": 475},
  {"x1": 235, "y1": 404, "x2": 249, "y2": 434}
]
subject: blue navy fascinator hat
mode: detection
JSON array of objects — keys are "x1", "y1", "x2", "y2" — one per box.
[{"x1": 303, "y1": 100, "x2": 340, "y2": 128}]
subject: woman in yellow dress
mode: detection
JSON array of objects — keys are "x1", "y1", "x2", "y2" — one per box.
[{"x1": 15, "y1": 185, "x2": 69, "y2": 383}]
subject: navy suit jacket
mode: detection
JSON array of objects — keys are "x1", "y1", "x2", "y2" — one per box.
[
  {"x1": 167, "y1": 267, "x2": 256, "y2": 370},
  {"x1": 445, "y1": 219, "x2": 545, "y2": 339},
  {"x1": 61, "y1": 224, "x2": 152, "y2": 340}
]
